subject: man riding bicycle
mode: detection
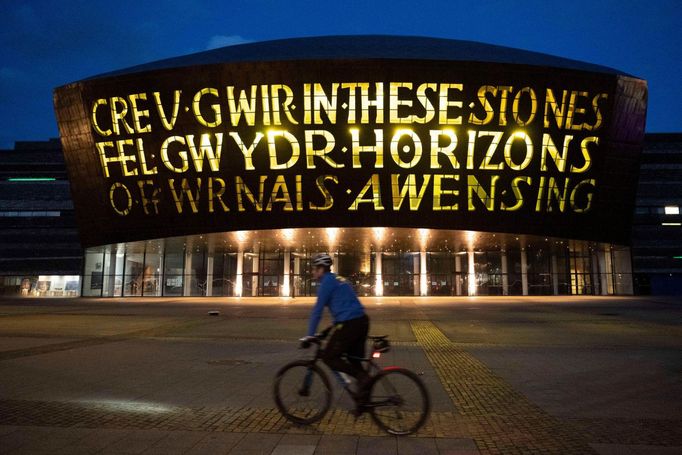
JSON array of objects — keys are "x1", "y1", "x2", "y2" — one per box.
[{"x1": 301, "y1": 253, "x2": 371, "y2": 403}]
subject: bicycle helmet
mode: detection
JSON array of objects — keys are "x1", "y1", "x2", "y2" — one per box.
[{"x1": 311, "y1": 253, "x2": 333, "y2": 268}]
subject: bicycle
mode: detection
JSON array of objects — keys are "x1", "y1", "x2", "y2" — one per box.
[{"x1": 273, "y1": 327, "x2": 430, "y2": 435}]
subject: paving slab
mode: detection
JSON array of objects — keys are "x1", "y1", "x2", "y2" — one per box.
[
  {"x1": 228, "y1": 432, "x2": 283, "y2": 454},
  {"x1": 0, "y1": 297, "x2": 679, "y2": 454},
  {"x1": 272, "y1": 441, "x2": 317, "y2": 455},
  {"x1": 591, "y1": 443, "x2": 682, "y2": 454},
  {"x1": 184, "y1": 433, "x2": 245, "y2": 454},
  {"x1": 357, "y1": 436, "x2": 398, "y2": 455},
  {"x1": 314, "y1": 434, "x2": 358, "y2": 454}
]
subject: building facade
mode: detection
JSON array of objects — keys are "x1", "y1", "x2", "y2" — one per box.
[
  {"x1": 632, "y1": 133, "x2": 682, "y2": 294},
  {"x1": 0, "y1": 140, "x2": 82, "y2": 296},
  {"x1": 4, "y1": 36, "x2": 667, "y2": 297},
  {"x1": 9, "y1": 134, "x2": 682, "y2": 297}
]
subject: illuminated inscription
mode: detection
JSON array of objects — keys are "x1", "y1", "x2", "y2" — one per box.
[{"x1": 89, "y1": 82, "x2": 608, "y2": 218}]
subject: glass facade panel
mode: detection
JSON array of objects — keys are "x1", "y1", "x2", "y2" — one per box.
[
  {"x1": 506, "y1": 249, "x2": 522, "y2": 295},
  {"x1": 427, "y1": 252, "x2": 454, "y2": 296},
  {"x1": 259, "y1": 252, "x2": 283, "y2": 296},
  {"x1": 102, "y1": 248, "x2": 124, "y2": 297},
  {"x1": 143, "y1": 249, "x2": 163, "y2": 296},
  {"x1": 187, "y1": 250, "x2": 206, "y2": 296},
  {"x1": 212, "y1": 252, "x2": 237, "y2": 296},
  {"x1": 291, "y1": 253, "x2": 315, "y2": 297},
  {"x1": 553, "y1": 248, "x2": 571, "y2": 295},
  {"x1": 123, "y1": 252, "x2": 144, "y2": 297},
  {"x1": 381, "y1": 253, "x2": 418, "y2": 296},
  {"x1": 337, "y1": 252, "x2": 372, "y2": 296},
  {"x1": 163, "y1": 249, "x2": 184, "y2": 297},
  {"x1": 569, "y1": 244, "x2": 594, "y2": 295},
  {"x1": 82, "y1": 251, "x2": 104, "y2": 297},
  {"x1": 476, "y1": 251, "x2": 502, "y2": 295},
  {"x1": 613, "y1": 247, "x2": 634, "y2": 295},
  {"x1": 454, "y1": 252, "x2": 468, "y2": 296},
  {"x1": 73, "y1": 230, "x2": 632, "y2": 298},
  {"x1": 242, "y1": 252, "x2": 258, "y2": 297},
  {"x1": 527, "y1": 247, "x2": 552, "y2": 295}
]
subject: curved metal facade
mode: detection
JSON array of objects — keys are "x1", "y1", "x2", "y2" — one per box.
[{"x1": 54, "y1": 37, "x2": 647, "y2": 249}]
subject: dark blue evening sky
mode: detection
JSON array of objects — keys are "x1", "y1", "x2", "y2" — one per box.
[{"x1": 0, "y1": 0, "x2": 680, "y2": 147}]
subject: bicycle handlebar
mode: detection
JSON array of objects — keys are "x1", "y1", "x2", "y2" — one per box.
[{"x1": 298, "y1": 325, "x2": 334, "y2": 349}]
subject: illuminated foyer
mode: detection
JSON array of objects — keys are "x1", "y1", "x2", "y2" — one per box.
[{"x1": 80, "y1": 227, "x2": 633, "y2": 297}]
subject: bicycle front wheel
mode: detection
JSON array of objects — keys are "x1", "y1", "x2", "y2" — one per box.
[
  {"x1": 273, "y1": 360, "x2": 332, "y2": 425},
  {"x1": 368, "y1": 367, "x2": 430, "y2": 435}
]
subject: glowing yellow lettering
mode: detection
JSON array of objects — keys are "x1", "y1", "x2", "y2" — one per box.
[
  {"x1": 350, "y1": 128, "x2": 383, "y2": 168},
  {"x1": 186, "y1": 133, "x2": 223, "y2": 172},
  {"x1": 570, "y1": 136, "x2": 597, "y2": 173},
  {"x1": 91, "y1": 99, "x2": 112, "y2": 136},
  {"x1": 168, "y1": 178, "x2": 202, "y2": 214},
  {"x1": 192, "y1": 87, "x2": 222, "y2": 127},
  {"x1": 309, "y1": 175, "x2": 337, "y2": 211},
  {"x1": 349, "y1": 174, "x2": 384, "y2": 210},
  {"x1": 391, "y1": 174, "x2": 431, "y2": 210},
  {"x1": 429, "y1": 129, "x2": 459, "y2": 169},
  {"x1": 128, "y1": 93, "x2": 151, "y2": 133},
  {"x1": 229, "y1": 132, "x2": 263, "y2": 171},
  {"x1": 305, "y1": 130, "x2": 342, "y2": 169},
  {"x1": 267, "y1": 130, "x2": 300, "y2": 169},
  {"x1": 541, "y1": 133, "x2": 573, "y2": 172},
  {"x1": 503, "y1": 131, "x2": 533, "y2": 171},
  {"x1": 153, "y1": 90, "x2": 181, "y2": 131},
  {"x1": 438, "y1": 84, "x2": 463, "y2": 125},
  {"x1": 266, "y1": 175, "x2": 293, "y2": 211},
  {"x1": 227, "y1": 85, "x2": 257, "y2": 126},
  {"x1": 160, "y1": 136, "x2": 189, "y2": 173},
  {"x1": 432, "y1": 174, "x2": 459, "y2": 211},
  {"x1": 390, "y1": 129, "x2": 422, "y2": 168}
]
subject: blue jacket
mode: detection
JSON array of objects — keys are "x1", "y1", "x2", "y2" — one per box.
[{"x1": 307, "y1": 272, "x2": 365, "y2": 336}]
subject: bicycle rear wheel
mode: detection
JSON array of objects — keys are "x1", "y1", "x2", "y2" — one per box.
[
  {"x1": 273, "y1": 360, "x2": 332, "y2": 425},
  {"x1": 368, "y1": 367, "x2": 430, "y2": 435}
]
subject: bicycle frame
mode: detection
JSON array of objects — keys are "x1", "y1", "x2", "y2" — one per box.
[{"x1": 301, "y1": 337, "x2": 399, "y2": 409}]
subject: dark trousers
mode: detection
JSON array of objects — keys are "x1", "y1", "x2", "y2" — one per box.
[{"x1": 322, "y1": 314, "x2": 370, "y2": 383}]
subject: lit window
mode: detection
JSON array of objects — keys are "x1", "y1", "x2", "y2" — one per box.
[{"x1": 664, "y1": 205, "x2": 679, "y2": 215}]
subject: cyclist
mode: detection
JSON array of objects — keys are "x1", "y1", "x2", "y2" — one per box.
[{"x1": 301, "y1": 253, "x2": 371, "y2": 404}]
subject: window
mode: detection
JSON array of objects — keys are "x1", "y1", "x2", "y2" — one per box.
[
  {"x1": 0, "y1": 211, "x2": 60, "y2": 217},
  {"x1": 664, "y1": 205, "x2": 680, "y2": 215}
]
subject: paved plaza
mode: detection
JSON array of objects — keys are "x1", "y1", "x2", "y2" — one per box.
[{"x1": 0, "y1": 296, "x2": 680, "y2": 454}]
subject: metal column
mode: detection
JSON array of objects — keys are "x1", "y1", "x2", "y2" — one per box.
[
  {"x1": 282, "y1": 250, "x2": 291, "y2": 297},
  {"x1": 501, "y1": 249, "x2": 509, "y2": 296},
  {"x1": 467, "y1": 250, "x2": 476, "y2": 296},
  {"x1": 521, "y1": 248, "x2": 528, "y2": 296},
  {"x1": 375, "y1": 252, "x2": 383, "y2": 297},
  {"x1": 205, "y1": 251, "x2": 214, "y2": 297},
  {"x1": 235, "y1": 251, "x2": 243, "y2": 297},
  {"x1": 183, "y1": 249, "x2": 192, "y2": 296},
  {"x1": 455, "y1": 254, "x2": 462, "y2": 295},
  {"x1": 419, "y1": 251, "x2": 427, "y2": 296}
]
